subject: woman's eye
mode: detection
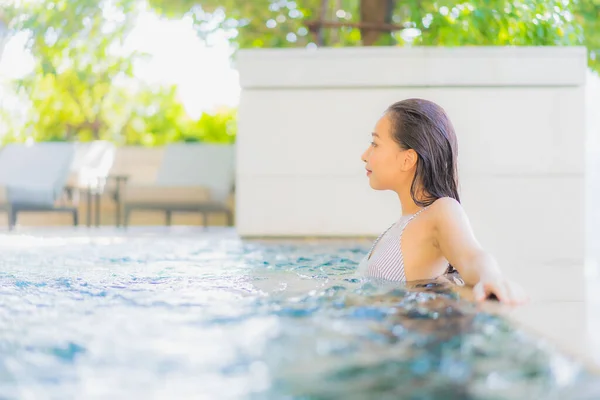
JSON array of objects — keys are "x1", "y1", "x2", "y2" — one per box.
[{"x1": 370, "y1": 141, "x2": 377, "y2": 147}]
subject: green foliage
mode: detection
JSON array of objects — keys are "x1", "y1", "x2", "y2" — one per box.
[
  {"x1": 148, "y1": 0, "x2": 600, "y2": 73},
  {"x1": 572, "y1": 0, "x2": 600, "y2": 73},
  {"x1": 188, "y1": 107, "x2": 237, "y2": 144},
  {"x1": 2, "y1": 0, "x2": 235, "y2": 145},
  {"x1": 148, "y1": 0, "x2": 361, "y2": 48},
  {"x1": 120, "y1": 85, "x2": 236, "y2": 146},
  {"x1": 7, "y1": 0, "x2": 142, "y2": 142},
  {"x1": 399, "y1": 0, "x2": 582, "y2": 47}
]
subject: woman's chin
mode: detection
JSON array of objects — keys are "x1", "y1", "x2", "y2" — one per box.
[{"x1": 367, "y1": 179, "x2": 384, "y2": 190}]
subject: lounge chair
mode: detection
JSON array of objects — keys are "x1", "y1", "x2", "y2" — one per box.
[
  {"x1": 121, "y1": 143, "x2": 235, "y2": 227},
  {"x1": 0, "y1": 142, "x2": 78, "y2": 229},
  {"x1": 103, "y1": 146, "x2": 164, "y2": 226}
]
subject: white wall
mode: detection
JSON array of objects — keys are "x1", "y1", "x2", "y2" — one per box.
[
  {"x1": 236, "y1": 47, "x2": 589, "y2": 267},
  {"x1": 586, "y1": 71, "x2": 600, "y2": 270}
]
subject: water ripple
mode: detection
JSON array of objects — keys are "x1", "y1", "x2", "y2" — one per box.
[{"x1": 0, "y1": 230, "x2": 596, "y2": 399}]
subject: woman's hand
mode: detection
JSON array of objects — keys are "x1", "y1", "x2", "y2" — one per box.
[{"x1": 473, "y1": 276, "x2": 529, "y2": 305}]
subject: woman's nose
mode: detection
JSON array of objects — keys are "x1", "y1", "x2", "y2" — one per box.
[{"x1": 361, "y1": 147, "x2": 369, "y2": 163}]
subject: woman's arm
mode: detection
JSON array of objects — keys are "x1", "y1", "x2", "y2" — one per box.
[{"x1": 431, "y1": 197, "x2": 528, "y2": 305}]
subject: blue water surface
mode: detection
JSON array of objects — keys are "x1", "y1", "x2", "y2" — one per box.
[{"x1": 0, "y1": 227, "x2": 598, "y2": 399}]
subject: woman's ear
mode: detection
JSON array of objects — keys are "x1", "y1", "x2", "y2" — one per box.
[{"x1": 401, "y1": 149, "x2": 418, "y2": 171}]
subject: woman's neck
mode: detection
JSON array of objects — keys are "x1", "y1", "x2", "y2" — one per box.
[{"x1": 396, "y1": 186, "x2": 422, "y2": 216}]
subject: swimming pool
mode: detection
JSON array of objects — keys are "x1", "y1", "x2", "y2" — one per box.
[{"x1": 0, "y1": 227, "x2": 598, "y2": 399}]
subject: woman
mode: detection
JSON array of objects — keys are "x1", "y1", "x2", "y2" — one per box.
[{"x1": 358, "y1": 98, "x2": 528, "y2": 305}]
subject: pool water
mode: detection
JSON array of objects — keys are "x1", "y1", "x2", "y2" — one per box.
[{"x1": 0, "y1": 228, "x2": 598, "y2": 399}]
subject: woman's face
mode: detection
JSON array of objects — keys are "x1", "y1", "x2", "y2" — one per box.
[{"x1": 361, "y1": 114, "x2": 413, "y2": 191}]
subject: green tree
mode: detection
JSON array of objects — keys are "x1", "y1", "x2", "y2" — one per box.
[
  {"x1": 116, "y1": 84, "x2": 236, "y2": 146},
  {"x1": 573, "y1": 0, "x2": 600, "y2": 72},
  {"x1": 148, "y1": 0, "x2": 393, "y2": 47},
  {"x1": 401, "y1": 0, "x2": 581, "y2": 46},
  {"x1": 148, "y1": 0, "x2": 599, "y2": 72},
  {"x1": 187, "y1": 107, "x2": 237, "y2": 144},
  {"x1": 5, "y1": 0, "x2": 144, "y2": 142},
  {"x1": 2, "y1": 0, "x2": 237, "y2": 145},
  {"x1": 120, "y1": 84, "x2": 193, "y2": 146}
]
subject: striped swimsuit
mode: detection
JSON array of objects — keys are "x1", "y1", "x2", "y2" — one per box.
[{"x1": 360, "y1": 207, "x2": 429, "y2": 282}]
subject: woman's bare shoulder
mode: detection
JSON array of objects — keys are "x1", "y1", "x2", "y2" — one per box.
[
  {"x1": 429, "y1": 197, "x2": 462, "y2": 212},
  {"x1": 427, "y1": 197, "x2": 466, "y2": 223},
  {"x1": 427, "y1": 197, "x2": 479, "y2": 252}
]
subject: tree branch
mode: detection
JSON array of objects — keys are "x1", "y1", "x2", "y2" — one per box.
[{"x1": 306, "y1": 19, "x2": 407, "y2": 33}]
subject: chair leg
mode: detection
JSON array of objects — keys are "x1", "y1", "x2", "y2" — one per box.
[
  {"x1": 116, "y1": 203, "x2": 122, "y2": 228},
  {"x1": 202, "y1": 212, "x2": 208, "y2": 229},
  {"x1": 226, "y1": 210, "x2": 233, "y2": 226},
  {"x1": 166, "y1": 210, "x2": 172, "y2": 226},
  {"x1": 115, "y1": 189, "x2": 122, "y2": 228},
  {"x1": 86, "y1": 189, "x2": 92, "y2": 228},
  {"x1": 73, "y1": 210, "x2": 79, "y2": 227},
  {"x1": 124, "y1": 206, "x2": 131, "y2": 228},
  {"x1": 94, "y1": 192, "x2": 101, "y2": 227},
  {"x1": 9, "y1": 208, "x2": 17, "y2": 230}
]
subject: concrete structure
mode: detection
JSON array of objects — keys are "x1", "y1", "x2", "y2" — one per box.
[
  {"x1": 586, "y1": 70, "x2": 600, "y2": 268},
  {"x1": 236, "y1": 46, "x2": 596, "y2": 269}
]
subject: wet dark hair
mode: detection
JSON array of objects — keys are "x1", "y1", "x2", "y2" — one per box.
[{"x1": 386, "y1": 98, "x2": 460, "y2": 206}]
